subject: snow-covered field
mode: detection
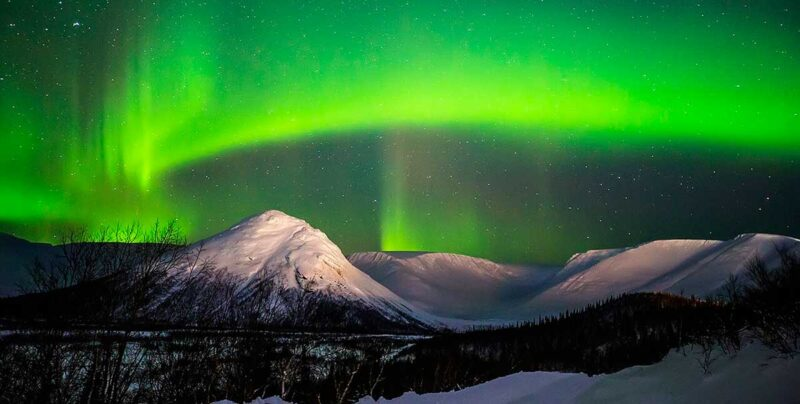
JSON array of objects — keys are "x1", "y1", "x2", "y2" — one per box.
[{"x1": 358, "y1": 341, "x2": 799, "y2": 404}]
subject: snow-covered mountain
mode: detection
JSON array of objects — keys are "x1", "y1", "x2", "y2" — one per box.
[
  {"x1": 351, "y1": 233, "x2": 800, "y2": 321},
  {"x1": 348, "y1": 252, "x2": 557, "y2": 320},
  {"x1": 526, "y1": 233, "x2": 800, "y2": 316},
  {"x1": 3, "y1": 212, "x2": 799, "y2": 329},
  {"x1": 177, "y1": 210, "x2": 441, "y2": 329}
]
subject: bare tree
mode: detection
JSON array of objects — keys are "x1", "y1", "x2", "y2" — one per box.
[
  {"x1": 25, "y1": 227, "x2": 111, "y2": 294},
  {"x1": 238, "y1": 269, "x2": 283, "y2": 327},
  {"x1": 273, "y1": 343, "x2": 312, "y2": 400},
  {"x1": 742, "y1": 249, "x2": 800, "y2": 357},
  {"x1": 695, "y1": 336, "x2": 718, "y2": 375}
]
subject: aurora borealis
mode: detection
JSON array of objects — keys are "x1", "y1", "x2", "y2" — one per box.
[{"x1": 1, "y1": 1, "x2": 799, "y2": 264}]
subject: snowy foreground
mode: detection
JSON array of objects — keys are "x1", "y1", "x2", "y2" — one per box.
[
  {"x1": 362, "y1": 342, "x2": 799, "y2": 404},
  {"x1": 218, "y1": 341, "x2": 799, "y2": 404}
]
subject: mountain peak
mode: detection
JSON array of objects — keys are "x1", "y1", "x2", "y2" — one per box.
[
  {"x1": 211, "y1": 210, "x2": 333, "y2": 250},
  {"x1": 178, "y1": 210, "x2": 438, "y2": 328},
  {"x1": 230, "y1": 209, "x2": 308, "y2": 230},
  {"x1": 196, "y1": 210, "x2": 339, "y2": 282}
]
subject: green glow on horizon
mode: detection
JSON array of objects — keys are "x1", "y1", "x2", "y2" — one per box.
[{"x1": 2, "y1": 1, "x2": 799, "y2": 260}]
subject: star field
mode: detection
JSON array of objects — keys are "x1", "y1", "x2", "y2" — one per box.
[{"x1": 0, "y1": 1, "x2": 798, "y2": 263}]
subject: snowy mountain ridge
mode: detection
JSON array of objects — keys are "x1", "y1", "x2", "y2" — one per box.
[
  {"x1": 552, "y1": 233, "x2": 799, "y2": 297},
  {"x1": 178, "y1": 210, "x2": 441, "y2": 328},
  {"x1": 351, "y1": 233, "x2": 800, "y2": 322},
  {"x1": 1, "y1": 211, "x2": 798, "y2": 329},
  {"x1": 349, "y1": 251, "x2": 557, "y2": 320}
]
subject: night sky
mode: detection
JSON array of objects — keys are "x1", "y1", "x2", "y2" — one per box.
[{"x1": 1, "y1": 1, "x2": 798, "y2": 264}]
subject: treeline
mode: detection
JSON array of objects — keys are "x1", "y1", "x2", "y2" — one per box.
[
  {"x1": 0, "y1": 331, "x2": 403, "y2": 404},
  {"x1": 723, "y1": 246, "x2": 800, "y2": 357},
  {"x1": 378, "y1": 293, "x2": 733, "y2": 397},
  {"x1": 0, "y1": 290, "x2": 762, "y2": 403}
]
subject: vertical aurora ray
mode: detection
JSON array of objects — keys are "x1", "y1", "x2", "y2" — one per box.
[
  {"x1": 94, "y1": 1, "x2": 216, "y2": 190},
  {"x1": 380, "y1": 134, "x2": 485, "y2": 255},
  {"x1": 378, "y1": 132, "x2": 591, "y2": 262}
]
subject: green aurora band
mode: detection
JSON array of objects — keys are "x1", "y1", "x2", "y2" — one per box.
[{"x1": 1, "y1": 1, "x2": 799, "y2": 262}]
